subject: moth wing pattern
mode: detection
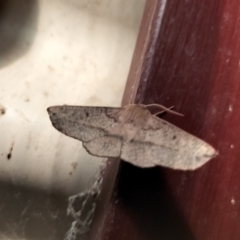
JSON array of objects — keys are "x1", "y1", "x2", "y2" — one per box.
[
  {"x1": 121, "y1": 114, "x2": 216, "y2": 170},
  {"x1": 47, "y1": 105, "x2": 217, "y2": 170},
  {"x1": 47, "y1": 105, "x2": 124, "y2": 157}
]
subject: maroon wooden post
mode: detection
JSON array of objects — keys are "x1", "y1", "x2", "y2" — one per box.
[{"x1": 90, "y1": 0, "x2": 240, "y2": 239}]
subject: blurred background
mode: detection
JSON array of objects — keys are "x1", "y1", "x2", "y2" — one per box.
[{"x1": 0, "y1": 0, "x2": 145, "y2": 239}]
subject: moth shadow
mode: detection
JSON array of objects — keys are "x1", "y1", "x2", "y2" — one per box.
[{"x1": 116, "y1": 162, "x2": 195, "y2": 240}]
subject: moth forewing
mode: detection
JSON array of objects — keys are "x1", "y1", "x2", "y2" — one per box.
[{"x1": 141, "y1": 114, "x2": 217, "y2": 169}]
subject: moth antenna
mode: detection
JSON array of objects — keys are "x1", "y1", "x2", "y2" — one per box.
[
  {"x1": 154, "y1": 106, "x2": 174, "y2": 116},
  {"x1": 145, "y1": 104, "x2": 184, "y2": 117}
]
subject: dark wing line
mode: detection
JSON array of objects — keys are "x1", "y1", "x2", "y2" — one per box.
[
  {"x1": 50, "y1": 115, "x2": 125, "y2": 143},
  {"x1": 82, "y1": 135, "x2": 123, "y2": 158},
  {"x1": 125, "y1": 139, "x2": 179, "y2": 152}
]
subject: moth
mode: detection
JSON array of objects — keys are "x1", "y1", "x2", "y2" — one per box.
[{"x1": 47, "y1": 104, "x2": 217, "y2": 170}]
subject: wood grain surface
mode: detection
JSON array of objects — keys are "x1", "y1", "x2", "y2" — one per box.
[{"x1": 90, "y1": 0, "x2": 240, "y2": 239}]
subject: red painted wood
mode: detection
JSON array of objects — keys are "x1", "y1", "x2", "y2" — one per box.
[
  {"x1": 134, "y1": 0, "x2": 240, "y2": 238},
  {"x1": 90, "y1": 0, "x2": 240, "y2": 239}
]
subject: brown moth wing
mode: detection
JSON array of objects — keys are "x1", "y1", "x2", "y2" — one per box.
[
  {"x1": 120, "y1": 110, "x2": 217, "y2": 170},
  {"x1": 82, "y1": 136, "x2": 122, "y2": 157},
  {"x1": 47, "y1": 105, "x2": 217, "y2": 170},
  {"x1": 47, "y1": 106, "x2": 124, "y2": 157}
]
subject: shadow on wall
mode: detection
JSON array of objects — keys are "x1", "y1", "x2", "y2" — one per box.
[
  {"x1": 116, "y1": 163, "x2": 195, "y2": 240},
  {"x1": 0, "y1": 0, "x2": 39, "y2": 69}
]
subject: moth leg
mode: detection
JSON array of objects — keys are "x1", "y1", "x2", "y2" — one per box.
[
  {"x1": 153, "y1": 106, "x2": 174, "y2": 116},
  {"x1": 145, "y1": 104, "x2": 184, "y2": 117}
]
